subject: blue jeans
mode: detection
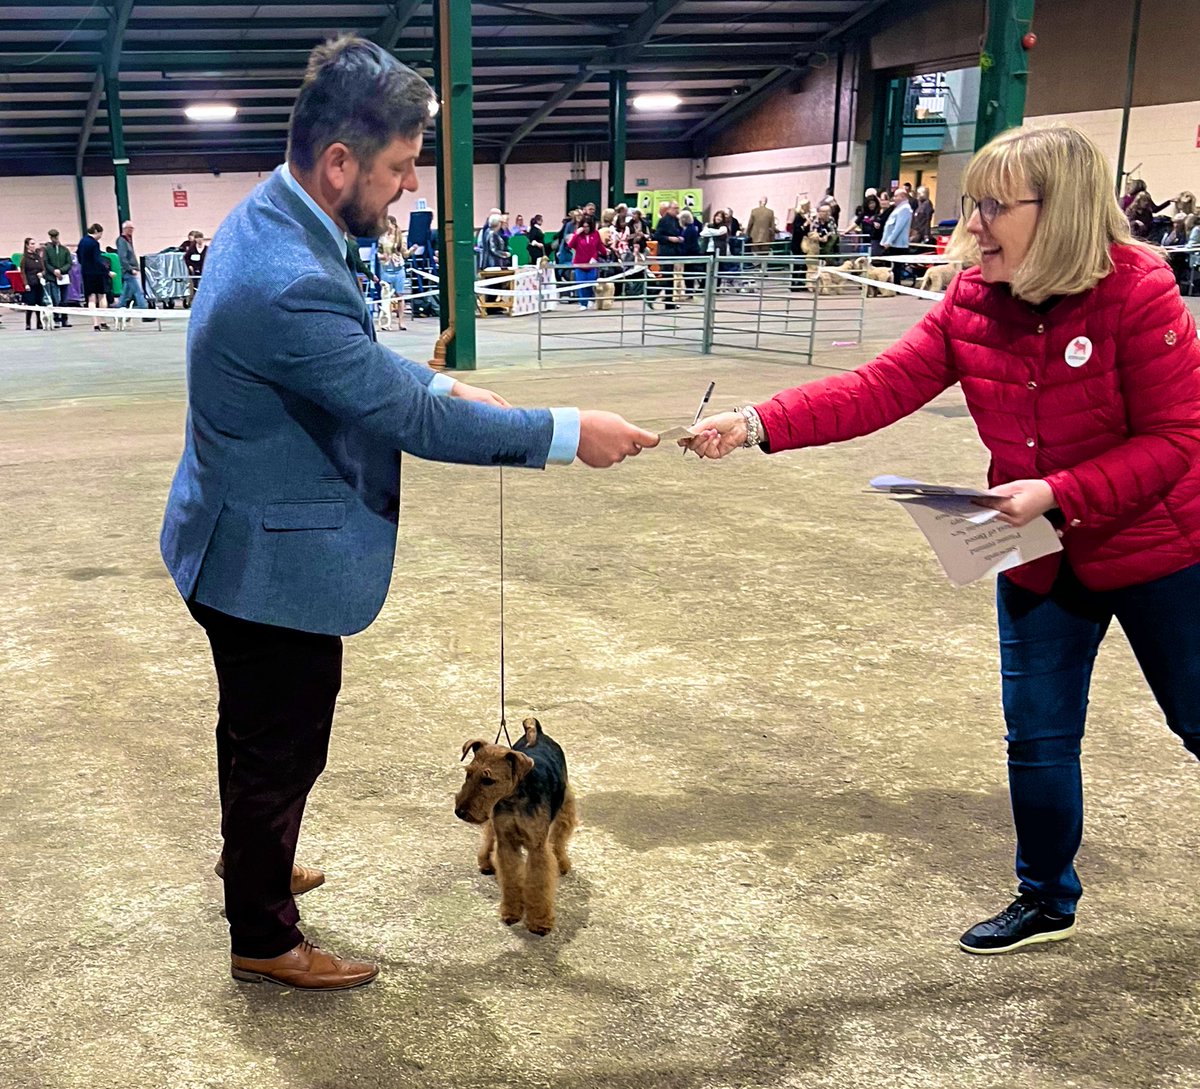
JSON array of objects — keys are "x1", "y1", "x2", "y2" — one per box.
[
  {"x1": 998, "y1": 560, "x2": 1200, "y2": 914},
  {"x1": 119, "y1": 274, "x2": 148, "y2": 309},
  {"x1": 380, "y1": 265, "x2": 407, "y2": 296},
  {"x1": 573, "y1": 266, "x2": 597, "y2": 307},
  {"x1": 45, "y1": 277, "x2": 68, "y2": 323}
]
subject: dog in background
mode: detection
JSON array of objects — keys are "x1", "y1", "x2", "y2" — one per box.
[
  {"x1": 455, "y1": 717, "x2": 577, "y2": 935},
  {"x1": 918, "y1": 261, "x2": 963, "y2": 294},
  {"x1": 849, "y1": 256, "x2": 897, "y2": 298},
  {"x1": 593, "y1": 277, "x2": 615, "y2": 310}
]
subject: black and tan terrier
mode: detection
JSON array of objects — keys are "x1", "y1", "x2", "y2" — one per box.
[{"x1": 455, "y1": 717, "x2": 577, "y2": 935}]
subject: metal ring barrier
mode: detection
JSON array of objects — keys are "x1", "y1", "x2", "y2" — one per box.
[{"x1": 526, "y1": 251, "x2": 890, "y2": 364}]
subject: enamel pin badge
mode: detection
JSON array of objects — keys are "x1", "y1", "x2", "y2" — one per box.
[{"x1": 1065, "y1": 336, "x2": 1093, "y2": 368}]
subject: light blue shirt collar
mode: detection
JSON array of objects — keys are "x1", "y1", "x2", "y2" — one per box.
[{"x1": 280, "y1": 163, "x2": 347, "y2": 255}]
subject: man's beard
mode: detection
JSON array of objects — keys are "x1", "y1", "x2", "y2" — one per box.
[{"x1": 340, "y1": 179, "x2": 387, "y2": 238}]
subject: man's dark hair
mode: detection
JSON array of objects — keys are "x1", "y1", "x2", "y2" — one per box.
[
  {"x1": 88, "y1": 223, "x2": 103, "y2": 235},
  {"x1": 288, "y1": 36, "x2": 436, "y2": 172}
]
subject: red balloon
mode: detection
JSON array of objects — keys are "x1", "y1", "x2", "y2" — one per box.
[{"x1": 1022, "y1": 31, "x2": 1038, "y2": 49}]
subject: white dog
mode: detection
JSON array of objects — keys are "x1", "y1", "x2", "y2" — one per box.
[
  {"x1": 375, "y1": 281, "x2": 408, "y2": 331},
  {"x1": 850, "y1": 257, "x2": 896, "y2": 298},
  {"x1": 918, "y1": 261, "x2": 963, "y2": 294}
]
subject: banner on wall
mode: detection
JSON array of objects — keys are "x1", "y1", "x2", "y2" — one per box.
[
  {"x1": 652, "y1": 190, "x2": 680, "y2": 221},
  {"x1": 635, "y1": 190, "x2": 656, "y2": 218},
  {"x1": 678, "y1": 188, "x2": 704, "y2": 220}
]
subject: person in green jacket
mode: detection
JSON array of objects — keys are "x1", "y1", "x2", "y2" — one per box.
[{"x1": 43, "y1": 229, "x2": 72, "y2": 327}]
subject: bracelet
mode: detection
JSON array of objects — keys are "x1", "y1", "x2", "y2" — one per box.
[{"x1": 736, "y1": 405, "x2": 764, "y2": 448}]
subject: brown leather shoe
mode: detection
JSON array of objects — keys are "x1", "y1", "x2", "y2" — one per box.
[
  {"x1": 214, "y1": 857, "x2": 326, "y2": 896},
  {"x1": 231, "y1": 940, "x2": 378, "y2": 990}
]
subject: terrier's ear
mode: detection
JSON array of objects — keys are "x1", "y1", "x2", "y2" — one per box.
[
  {"x1": 506, "y1": 750, "x2": 535, "y2": 782},
  {"x1": 460, "y1": 739, "x2": 488, "y2": 762}
]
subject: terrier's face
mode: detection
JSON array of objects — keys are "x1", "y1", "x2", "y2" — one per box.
[{"x1": 454, "y1": 740, "x2": 534, "y2": 824}]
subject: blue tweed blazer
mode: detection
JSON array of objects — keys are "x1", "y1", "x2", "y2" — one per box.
[{"x1": 161, "y1": 167, "x2": 554, "y2": 635}]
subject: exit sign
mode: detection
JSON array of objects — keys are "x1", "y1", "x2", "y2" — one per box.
[{"x1": 635, "y1": 177, "x2": 648, "y2": 186}]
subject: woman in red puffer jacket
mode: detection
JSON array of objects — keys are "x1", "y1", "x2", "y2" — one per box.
[{"x1": 683, "y1": 124, "x2": 1200, "y2": 957}]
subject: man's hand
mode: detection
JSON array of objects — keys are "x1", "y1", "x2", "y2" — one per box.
[
  {"x1": 451, "y1": 381, "x2": 511, "y2": 409},
  {"x1": 677, "y1": 411, "x2": 746, "y2": 459},
  {"x1": 972, "y1": 479, "x2": 1057, "y2": 527},
  {"x1": 577, "y1": 411, "x2": 660, "y2": 467}
]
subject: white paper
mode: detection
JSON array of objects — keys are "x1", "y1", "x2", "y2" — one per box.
[
  {"x1": 893, "y1": 495, "x2": 1062, "y2": 587},
  {"x1": 868, "y1": 474, "x2": 991, "y2": 498}
]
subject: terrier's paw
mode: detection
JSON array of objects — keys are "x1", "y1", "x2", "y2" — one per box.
[
  {"x1": 525, "y1": 919, "x2": 554, "y2": 936},
  {"x1": 478, "y1": 859, "x2": 495, "y2": 876},
  {"x1": 556, "y1": 857, "x2": 572, "y2": 876},
  {"x1": 501, "y1": 912, "x2": 522, "y2": 926}
]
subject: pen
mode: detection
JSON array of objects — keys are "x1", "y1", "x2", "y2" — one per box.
[{"x1": 685, "y1": 380, "x2": 715, "y2": 455}]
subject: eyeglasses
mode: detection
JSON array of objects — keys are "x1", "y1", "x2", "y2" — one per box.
[{"x1": 961, "y1": 195, "x2": 1043, "y2": 225}]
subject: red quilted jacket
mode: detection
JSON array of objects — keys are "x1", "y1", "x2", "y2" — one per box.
[{"x1": 755, "y1": 244, "x2": 1200, "y2": 593}]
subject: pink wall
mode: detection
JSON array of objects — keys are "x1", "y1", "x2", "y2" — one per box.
[
  {"x1": 698, "y1": 145, "x2": 858, "y2": 229},
  {"x1": 1, "y1": 158, "x2": 697, "y2": 257},
  {"x1": 8, "y1": 154, "x2": 901, "y2": 262}
]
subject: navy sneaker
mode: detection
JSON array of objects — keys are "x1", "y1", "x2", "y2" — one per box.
[{"x1": 959, "y1": 895, "x2": 1076, "y2": 955}]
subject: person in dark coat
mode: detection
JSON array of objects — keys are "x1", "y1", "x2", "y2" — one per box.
[
  {"x1": 19, "y1": 237, "x2": 46, "y2": 330},
  {"x1": 679, "y1": 209, "x2": 702, "y2": 297},
  {"x1": 77, "y1": 223, "x2": 113, "y2": 330},
  {"x1": 652, "y1": 200, "x2": 683, "y2": 309},
  {"x1": 912, "y1": 186, "x2": 935, "y2": 246}
]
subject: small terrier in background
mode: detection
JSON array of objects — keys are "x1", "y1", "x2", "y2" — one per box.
[{"x1": 455, "y1": 717, "x2": 577, "y2": 935}]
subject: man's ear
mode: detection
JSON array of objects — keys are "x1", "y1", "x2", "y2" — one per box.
[
  {"x1": 505, "y1": 750, "x2": 535, "y2": 782},
  {"x1": 461, "y1": 739, "x2": 488, "y2": 762},
  {"x1": 319, "y1": 141, "x2": 356, "y2": 196}
]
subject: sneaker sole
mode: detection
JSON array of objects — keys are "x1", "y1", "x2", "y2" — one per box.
[{"x1": 959, "y1": 921, "x2": 1076, "y2": 955}]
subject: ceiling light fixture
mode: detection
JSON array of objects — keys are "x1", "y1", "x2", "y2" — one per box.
[
  {"x1": 184, "y1": 104, "x2": 238, "y2": 122},
  {"x1": 632, "y1": 93, "x2": 682, "y2": 112}
]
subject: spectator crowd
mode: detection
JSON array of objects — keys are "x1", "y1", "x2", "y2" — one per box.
[{"x1": 5, "y1": 224, "x2": 210, "y2": 329}]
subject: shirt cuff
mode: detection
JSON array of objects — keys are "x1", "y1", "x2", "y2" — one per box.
[
  {"x1": 428, "y1": 372, "x2": 456, "y2": 397},
  {"x1": 546, "y1": 407, "x2": 581, "y2": 465}
]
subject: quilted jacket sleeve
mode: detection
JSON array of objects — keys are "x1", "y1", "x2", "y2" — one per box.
[
  {"x1": 1045, "y1": 265, "x2": 1200, "y2": 529},
  {"x1": 754, "y1": 286, "x2": 959, "y2": 452}
]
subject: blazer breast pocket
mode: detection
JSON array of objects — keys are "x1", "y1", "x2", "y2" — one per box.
[{"x1": 262, "y1": 499, "x2": 347, "y2": 531}]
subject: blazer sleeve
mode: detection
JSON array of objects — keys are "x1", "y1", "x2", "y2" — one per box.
[
  {"x1": 754, "y1": 288, "x2": 959, "y2": 451},
  {"x1": 265, "y1": 272, "x2": 555, "y2": 467},
  {"x1": 1045, "y1": 265, "x2": 1200, "y2": 529}
]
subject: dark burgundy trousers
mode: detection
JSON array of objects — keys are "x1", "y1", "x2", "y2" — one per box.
[{"x1": 187, "y1": 599, "x2": 342, "y2": 958}]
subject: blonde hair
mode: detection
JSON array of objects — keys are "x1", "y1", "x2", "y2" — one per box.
[{"x1": 946, "y1": 123, "x2": 1134, "y2": 304}]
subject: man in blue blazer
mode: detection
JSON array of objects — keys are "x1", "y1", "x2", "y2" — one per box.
[{"x1": 161, "y1": 36, "x2": 657, "y2": 990}]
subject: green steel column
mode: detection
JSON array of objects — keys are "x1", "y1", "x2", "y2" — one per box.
[
  {"x1": 863, "y1": 74, "x2": 904, "y2": 190},
  {"x1": 75, "y1": 172, "x2": 88, "y2": 236},
  {"x1": 102, "y1": 65, "x2": 130, "y2": 226},
  {"x1": 607, "y1": 70, "x2": 627, "y2": 209},
  {"x1": 975, "y1": 0, "x2": 1036, "y2": 149},
  {"x1": 431, "y1": 0, "x2": 476, "y2": 371},
  {"x1": 1114, "y1": 0, "x2": 1143, "y2": 197}
]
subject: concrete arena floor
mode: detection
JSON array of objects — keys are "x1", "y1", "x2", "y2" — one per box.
[{"x1": 4, "y1": 297, "x2": 1200, "y2": 1089}]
